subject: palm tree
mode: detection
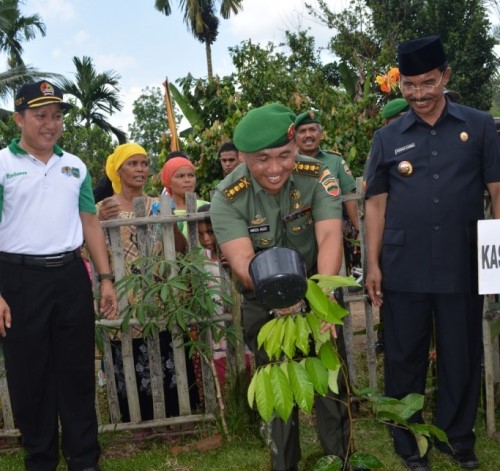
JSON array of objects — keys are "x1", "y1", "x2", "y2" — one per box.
[
  {"x1": 58, "y1": 56, "x2": 127, "y2": 144},
  {"x1": 0, "y1": 0, "x2": 46, "y2": 68},
  {"x1": 154, "y1": 0, "x2": 244, "y2": 79},
  {"x1": 0, "y1": 3, "x2": 59, "y2": 121}
]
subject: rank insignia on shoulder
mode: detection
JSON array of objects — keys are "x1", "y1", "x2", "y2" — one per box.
[
  {"x1": 326, "y1": 150, "x2": 342, "y2": 157},
  {"x1": 222, "y1": 176, "x2": 251, "y2": 201},
  {"x1": 294, "y1": 161, "x2": 321, "y2": 176}
]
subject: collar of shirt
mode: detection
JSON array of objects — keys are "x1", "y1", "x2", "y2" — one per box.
[
  {"x1": 396, "y1": 100, "x2": 467, "y2": 133},
  {"x1": 8, "y1": 137, "x2": 64, "y2": 157}
]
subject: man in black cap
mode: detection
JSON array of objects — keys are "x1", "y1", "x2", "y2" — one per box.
[
  {"x1": 0, "y1": 80, "x2": 118, "y2": 470},
  {"x1": 365, "y1": 36, "x2": 500, "y2": 471}
]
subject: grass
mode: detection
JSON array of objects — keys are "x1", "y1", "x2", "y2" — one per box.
[
  {"x1": 1, "y1": 354, "x2": 499, "y2": 470},
  {"x1": 1, "y1": 392, "x2": 498, "y2": 470}
]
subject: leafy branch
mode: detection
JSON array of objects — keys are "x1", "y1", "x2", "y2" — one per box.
[{"x1": 248, "y1": 274, "x2": 448, "y2": 470}]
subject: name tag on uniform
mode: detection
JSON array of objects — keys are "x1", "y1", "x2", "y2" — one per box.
[
  {"x1": 248, "y1": 225, "x2": 270, "y2": 234},
  {"x1": 394, "y1": 143, "x2": 416, "y2": 155}
]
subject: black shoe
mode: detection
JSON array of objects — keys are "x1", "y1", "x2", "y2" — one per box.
[
  {"x1": 375, "y1": 341, "x2": 384, "y2": 354},
  {"x1": 439, "y1": 448, "x2": 480, "y2": 469},
  {"x1": 402, "y1": 455, "x2": 430, "y2": 471}
]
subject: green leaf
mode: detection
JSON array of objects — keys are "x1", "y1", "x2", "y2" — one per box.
[
  {"x1": 257, "y1": 318, "x2": 278, "y2": 349},
  {"x1": 264, "y1": 318, "x2": 285, "y2": 360},
  {"x1": 415, "y1": 434, "x2": 429, "y2": 457},
  {"x1": 169, "y1": 82, "x2": 203, "y2": 128},
  {"x1": 270, "y1": 364, "x2": 294, "y2": 422},
  {"x1": 322, "y1": 300, "x2": 348, "y2": 325},
  {"x1": 375, "y1": 410, "x2": 408, "y2": 425},
  {"x1": 295, "y1": 314, "x2": 311, "y2": 356},
  {"x1": 410, "y1": 423, "x2": 449, "y2": 444},
  {"x1": 328, "y1": 368, "x2": 340, "y2": 394},
  {"x1": 288, "y1": 361, "x2": 314, "y2": 413},
  {"x1": 306, "y1": 311, "x2": 321, "y2": 340},
  {"x1": 313, "y1": 455, "x2": 343, "y2": 471},
  {"x1": 255, "y1": 368, "x2": 275, "y2": 423},
  {"x1": 318, "y1": 341, "x2": 341, "y2": 371},
  {"x1": 305, "y1": 279, "x2": 330, "y2": 318},
  {"x1": 310, "y1": 273, "x2": 361, "y2": 291},
  {"x1": 247, "y1": 371, "x2": 257, "y2": 408},
  {"x1": 375, "y1": 393, "x2": 424, "y2": 421},
  {"x1": 282, "y1": 316, "x2": 297, "y2": 360},
  {"x1": 348, "y1": 451, "x2": 384, "y2": 469},
  {"x1": 305, "y1": 357, "x2": 329, "y2": 396}
]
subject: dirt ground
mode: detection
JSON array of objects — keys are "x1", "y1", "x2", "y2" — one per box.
[{"x1": 348, "y1": 300, "x2": 380, "y2": 351}]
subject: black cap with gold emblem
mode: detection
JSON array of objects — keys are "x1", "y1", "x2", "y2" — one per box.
[{"x1": 15, "y1": 80, "x2": 72, "y2": 112}]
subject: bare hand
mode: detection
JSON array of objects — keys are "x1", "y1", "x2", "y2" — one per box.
[
  {"x1": 320, "y1": 321, "x2": 337, "y2": 338},
  {"x1": 98, "y1": 196, "x2": 120, "y2": 221},
  {"x1": 98, "y1": 280, "x2": 118, "y2": 319},
  {"x1": 0, "y1": 295, "x2": 12, "y2": 337},
  {"x1": 365, "y1": 264, "x2": 384, "y2": 307}
]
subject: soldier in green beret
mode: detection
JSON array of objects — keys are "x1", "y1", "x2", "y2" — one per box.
[
  {"x1": 294, "y1": 110, "x2": 360, "y2": 269},
  {"x1": 381, "y1": 97, "x2": 409, "y2": 124},
  {"x1": 210, "y1": 103, "x2": 354, "y2": 471}
]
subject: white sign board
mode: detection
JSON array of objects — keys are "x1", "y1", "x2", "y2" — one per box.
[{"x1": 478, "y1": 219, "x2": 500, "y2": 294}]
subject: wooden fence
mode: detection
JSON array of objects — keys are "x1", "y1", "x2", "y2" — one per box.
[{"x1": 0, "y1": 180, "x2": 498, "y2": 440}]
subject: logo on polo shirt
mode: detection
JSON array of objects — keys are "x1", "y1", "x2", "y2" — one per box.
[{"x1": 61, "y1": 166, "x2": 80, "y2": 178}]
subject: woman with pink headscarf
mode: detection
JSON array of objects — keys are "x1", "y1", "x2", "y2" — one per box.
[{"x1": 160, "y1": 156, "x2": 209, "y2": 236}]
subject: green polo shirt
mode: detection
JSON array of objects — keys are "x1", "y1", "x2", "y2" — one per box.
[{"x1": 210, "y1": 155, "x2": 342, "y2": 272}]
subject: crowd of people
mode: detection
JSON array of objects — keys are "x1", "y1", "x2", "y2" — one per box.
[{"x1": 0, "y1": 33, "x2": 498, "y2": 471}]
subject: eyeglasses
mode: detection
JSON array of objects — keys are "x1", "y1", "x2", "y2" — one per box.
[{"x1": 399, "y1": 72, "x2": 444, "y2": 93}]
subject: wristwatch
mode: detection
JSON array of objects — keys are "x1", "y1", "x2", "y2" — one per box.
[{"x1": 97, "y1": 272, "x2": 115, "y2": 282}]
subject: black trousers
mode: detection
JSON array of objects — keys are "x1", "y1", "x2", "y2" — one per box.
[
  {"x1": 0, "y1": 258, "x2": 100, "y2": 471},
  {"x1": 382, "y1": 290, "x2": 483, "y2": 457},
  {"x1": 242, "y1": 292, "x2": 350, "y2": 471}
]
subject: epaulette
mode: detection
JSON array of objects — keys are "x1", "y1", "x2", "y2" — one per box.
[
  {"x1": 293, "y1": 160, "x2": 321, "y2": 177},
  {"x1": 324, "y1": 149, "x2": 342, "y2": 157},
  {"x1": 222, "y1": 176, "x2": 252, "y2": 202}
]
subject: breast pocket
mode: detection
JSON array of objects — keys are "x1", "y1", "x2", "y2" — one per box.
[
  {"x1": 248, "y1": 225, "x2": 273, "y2": 250},
  {"x1": 383, "y1": 228, "x2": 405, "y2": 246}
]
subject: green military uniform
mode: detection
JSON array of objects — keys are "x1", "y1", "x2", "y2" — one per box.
[
  {"x1": 294, "y1": 110, "x2": 356, "y2": 195},
  {"x1": 211, "y1": 155, "x2": 342, "y2": 272},
  {"x1": 211, "y1": 104, "x2": 349, "y2": 470}
]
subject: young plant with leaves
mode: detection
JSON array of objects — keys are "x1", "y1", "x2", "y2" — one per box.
[
  {"x1": 248, "y1": 274, "x2": 448, "y2": 471},
  {"x1": 112, "y1": 248, "x2": 236, "y2": 433}
]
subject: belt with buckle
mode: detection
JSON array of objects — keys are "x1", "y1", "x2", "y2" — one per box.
[{"x1": 0, "y1": 250, "x2": 80, "y2": 268}]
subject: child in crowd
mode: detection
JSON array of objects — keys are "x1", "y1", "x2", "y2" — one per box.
[{"x1": 197, "y1": 204, "x2": 252, "y2": 389}]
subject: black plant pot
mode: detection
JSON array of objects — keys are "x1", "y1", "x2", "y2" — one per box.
[{"x1": 249, "y1": 247, "x2": 307, "y2": 309}]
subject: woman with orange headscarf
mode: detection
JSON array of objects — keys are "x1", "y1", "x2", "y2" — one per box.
[{"x1": 160, "y1": 157, "x2": 209, "y2": 237}]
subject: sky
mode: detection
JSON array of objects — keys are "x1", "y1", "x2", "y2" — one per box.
[{"x1": 5, "y1": 0, "x2": 348, "y2": 135}]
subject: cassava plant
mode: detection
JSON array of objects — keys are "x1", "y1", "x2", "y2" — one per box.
[{"x1": 112, "y1": 247, "x2": 236, "y2": 434}]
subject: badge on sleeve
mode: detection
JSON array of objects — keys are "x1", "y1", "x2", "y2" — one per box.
[{"x1": 319, "y1": 168, "x2": 340, "y2": 196}]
